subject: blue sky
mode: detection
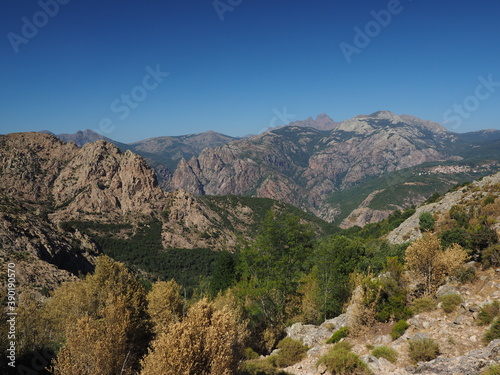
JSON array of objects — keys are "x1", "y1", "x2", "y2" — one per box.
[{"x1": 1, "y1": 0, "x2": 500, "y2": 143}]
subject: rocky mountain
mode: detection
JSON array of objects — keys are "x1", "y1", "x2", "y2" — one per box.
[
  {"x1": 0, "y1": 192, "x2": 98, "y2": 296},
  {"x1": 286, "y1": 113, "x2": 340, "y2": 131},
  {"x1": 0, "y1": 132, "x2": 334, "y2": 291},
  {"x1": 42, "y1": 112, "x2": 500, "y2": 227},
  {"x1": 130, "y1": 130, "x2": 237, "y2": 158},
  {"x1": 47, "y1": 129, "x2": 238, "y2": 190},
  {"x1": 41, "y1": 129, "x2": 119, "y2": 148},
  {"x1": 170, "y1": 111, "x2": 488, "y2": 223}
]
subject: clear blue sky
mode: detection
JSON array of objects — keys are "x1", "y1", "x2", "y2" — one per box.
[{"x1": 1, "y1": 0, "x2": 500, "y2": 143}]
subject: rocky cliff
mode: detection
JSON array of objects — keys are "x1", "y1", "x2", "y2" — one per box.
[{"x1": 171, "y1": 111, "x2": 457, "y2": 222}]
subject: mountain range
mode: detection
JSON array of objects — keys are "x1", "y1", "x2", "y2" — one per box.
[{"x1": 43, "y1": 111, "x2": 500, "y2": 226}]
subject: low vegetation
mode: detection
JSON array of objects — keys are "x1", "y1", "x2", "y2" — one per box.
[
  {"x1": 272, "y1": 338, "x2": 308, "y2": 368},
  {"x1": 316, "y1": 342, "x2": 372, "y2": 375},
  {"x1": 326, "y1": 326, "x2": 349, "y2": 344},
  {"x1": 438, "y1": 294, "x2": 462, "y2": 314},
  {"x1": 477, "y1": 301, "x2": 500, "y2": 326},
  {"x1": 482, "y1": 244, "x2": 500, "y2": 269},
  {"x1": 408, "y1": 338, "x2": 440, "y2": 364},
  {"x1": 412, "y1": 296, "x2": 438, "y2": 314},
  {"x1": 483, "y1": 318, "x2": 500, "y2": 344},
  {"x1": 5, "y1": 184, "x2": 498, "y2": 375},
  {"x1": 481, "y1": 364, "x2": 500, "y2": 375},
  {"x1": 391, "y1": 320, "x2": 409, "y2": 340},
  {"x1": 371, "y1": 346, "x2": 398, "y2": 364}
]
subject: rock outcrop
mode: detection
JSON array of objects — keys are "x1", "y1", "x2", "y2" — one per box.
[
  {"x1": 340, "y1": 189, "x2": 393, "y2": 228},
  {"x1": 51, "y1": 140, "x2": 166, "y2": 221}
]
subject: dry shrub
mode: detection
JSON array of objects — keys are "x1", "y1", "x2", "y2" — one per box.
[
  {"x1": 481, "y1": 197, "x2": 500, "y2": 217},
  {"x1": 412, "y1": 297, "x2": 437, "y2": 314},
  {"x1": 147, "y1": 279, "x2": 183, "y2": 334},
  {"x1": 438, "y1": 294, "x2": 462, "y2": 314},
  {"x1": 140, "y1": 298, "x2": 248, "y2": 375},
  {"x1": 408, "y1": 338, "x2": 440, "y2": 364},
  {"x1": 405, "y1": 234, "x2": 468, "y2": 295},
  {"x1": 47, "y1": 256, "x2": 149, "y2": 374},
  {"x1": 52, "y1": 295, "x2": 131, "y2": 375},
  {"x1": 347, "y1": 273, "x2": 380, "y2": 337}
]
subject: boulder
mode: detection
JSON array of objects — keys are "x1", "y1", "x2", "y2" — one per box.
[
  {"x1": 285, "y1": 322, "x2": 332, "y2": 347},
  {"x1": 413, "y1": 339, "x2": 500, "y2": 374},
  {"x1": 436, "y1": 285, "x2": 460, "y2": 298}
]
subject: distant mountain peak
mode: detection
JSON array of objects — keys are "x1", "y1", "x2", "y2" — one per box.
[
  {"x1": 287, "y1": 113, "x2": 339, "y2": 131},
  {"x1": 54, "y1": 129, "x2": 111, "y2": 147},
  {"x1": 369, "y1": 110, "x2": 397, "y2": 118},
  {"x1": 339, "y1": 111, "x2": 448, "y2": 135}
]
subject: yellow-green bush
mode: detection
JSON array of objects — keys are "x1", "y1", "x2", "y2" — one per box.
[
  {"x1": 326, "y1": 326, "x2": 349, "y2": 344},
  {"x1": 408, "y1": 338, "x2": 440, "y2": 364},
  {"x1": 483, "y1": 318, "x2": 500, "y2": 344},
  {"x1": 316, "y1": 341, "x2": 372, "y2": 375},
  {"x1": 412, "y1": 297, "x2": 438, "y2": 314},
  {"x1": 273, "y1": 338, "x2": 308, "y2": 368},
  {"x1": 390, "y1": 320, "x2": 409, "y2": 340},
  {"x1": 481, "y1": 364, "x2": 500, "y2": 375},
  {"x1": 371, "y1": 346, "x2": 398, "y2": 364},
  {"x1": 238, "y1": 358, "x2": 293, "y2": 375},
  {"x1": 478, "y1": 301, "x2": 500, "y2": 326},
  {"x1": 438, "y1": 294, "x2": 462, "y2": 314}
]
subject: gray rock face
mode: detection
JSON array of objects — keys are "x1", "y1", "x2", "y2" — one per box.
[
  {"x1": 172, "y1": 111, "x2": 455, "y2": 222},
  {"x1": 321, "y1": 314, "x2": 349, "y2": 330},
  {"x1": 285, "y1": 323, "x2": 333, "y2": 348},
  {"x1": 411, "y1": 339, "x2": 500, "y2": 374},
  {"x1": 436, "y1": 285, "x2": 461, "y2": 298}
]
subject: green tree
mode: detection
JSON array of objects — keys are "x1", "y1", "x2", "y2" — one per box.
[
  {"x1": 209, "y1": 251, "x2": 237, "y2": 297},
  {"x1": 440, "y1": 227, "x2": 471, "y2": 249},
  {"x1": 419, "y1": 212, "x2": 435, "y2": 232},
  {"x1": 236, "y1": 212, "x2": 315, "y2": 349},
  {"x1": 315, "y1": 235, "x2": 366, "y2": 318}
]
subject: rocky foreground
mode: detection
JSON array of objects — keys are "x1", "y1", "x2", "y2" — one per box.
[{"x1": 280, "y1": 267, "x2": 500, "y2": 375}]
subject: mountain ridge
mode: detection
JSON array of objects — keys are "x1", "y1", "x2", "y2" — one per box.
[{"x1": 40, "y1": 111, "x2": 500, "y2": 225}]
